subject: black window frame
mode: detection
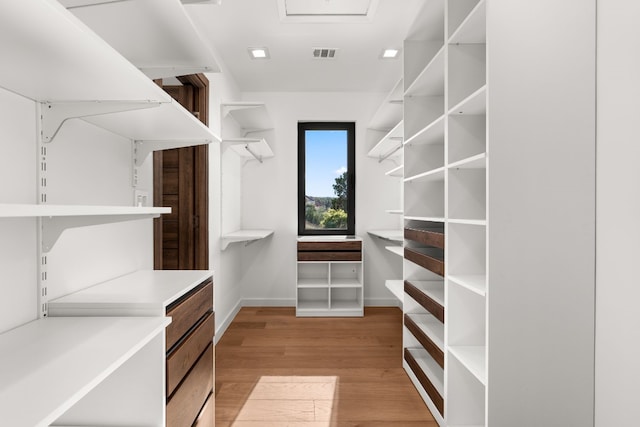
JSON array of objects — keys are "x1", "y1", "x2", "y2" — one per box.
[{"x1": 298, "y1": 121, "x2": 356, "y2": 236}]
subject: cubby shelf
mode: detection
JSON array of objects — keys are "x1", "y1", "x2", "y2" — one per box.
[
  {"x1": 448, "y1": 275, "x2": 486, "y2": 297},
  {"x1": 367, "y1": 120, "x2": 404, "y2": 162},
  {"x1": 59, "y1": 0, "x2": 220, "y2": 79},
  {"x1": 448, "y1": 0, "x2": 486, "y2": 44},
  {"x1": 221, "y1": 230, "x2": 274, "y2": 250},
  {"x1": 404, "y1": 46, "x2": 445, "y2": 97},
  {"x1": 449, "y1": 346, "x2": 487, "y2": 385},
  {"x1": 0, "y1": 316, "x2": 170, "y2": 427}
]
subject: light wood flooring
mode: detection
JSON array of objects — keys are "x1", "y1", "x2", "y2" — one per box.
[{"x1": 215, "y1": 307, "x2": 436, "y2": 426}]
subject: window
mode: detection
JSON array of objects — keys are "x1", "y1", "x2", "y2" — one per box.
[{"x1": 298, "y1": 122, "x2": 355, "y2": 235}]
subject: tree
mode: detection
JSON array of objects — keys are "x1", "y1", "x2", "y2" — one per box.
[
  {"x1": 331, "y1": 171, "x2": 347, "y2": 210},
  {"x1": 321, "y1": 208, "x2": 348, "y2": 229}
]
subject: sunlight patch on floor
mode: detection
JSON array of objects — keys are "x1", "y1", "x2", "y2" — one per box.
[{"x1": 231, "y1": 376, "x2": 339, "y2": 426}]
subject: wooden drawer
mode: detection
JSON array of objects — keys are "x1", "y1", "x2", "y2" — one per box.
[
  {"x1": 167, "y1": 343, "x2": 214, "y2": 427},
  {"x1": 167, "y1": 311, "x2": 214, "y2": 397},
  {"x1": 297, "y1": 240, "x2": 362, "y2": 261},
  {"x1": 404, "y1": 280, "x2": 445, "y2": 323},
  {"x1": 404, "y1": 348, "x2": 444, "y2": 416},
  {"x1": 166, "y1": 280, "x2": 213, "y2": 351},
  {"x1": 404, "y1": 227, "x2": 444, "y2": 249},
  {"x1": 192, "y1": 392, "x2": 214, "y2": 427},
  {"x1": 404, "y1": 247, "x2": 445, "y2": 276},
  {"x1": 404, "y1": 314, "x2": 444, "y2": 368}
]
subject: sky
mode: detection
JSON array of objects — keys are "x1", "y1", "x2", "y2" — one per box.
[{"x1": 305, "y1": 130, "x2": 347, "y2": 198}]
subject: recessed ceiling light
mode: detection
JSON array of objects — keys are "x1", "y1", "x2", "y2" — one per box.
[
  {"x1": 248, "y1": 47, "x2": 270, "y2": 59},
  {"x1": 381, "y1": 48, "x2": 399, "y2": 59}
]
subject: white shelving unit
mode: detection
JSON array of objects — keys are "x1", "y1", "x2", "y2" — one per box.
[
  {"x1": 59, "y1": 0, "x2": 220, "y2": 79},
  {"x1": 0, "y1": 316, "x2": 169, "y2": 427},
  {"x1": 0, "y1": 0, "x2": 219, "y2": 424},
  {"x1": 401, "y1": 1, "x2": 596, "y2": 426},
  {"x1": 220, "y1": 102, "x2": 275, "y2": 250},
  {"x1": 296, "y1": 237, "x2": 364, "y2": 317}
]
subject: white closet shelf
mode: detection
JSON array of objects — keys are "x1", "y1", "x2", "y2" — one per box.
[
  {"x1": 385, "y1": 280, "x2": 404, "y2": 305},
  {"x1": 368, "y1": 78, "x2": 404, "y2": 131},
  {"x1": 60, "y1": 0, "x2": 220, "y2": 79},
  {"x1": 0, "y1": 204, "x2": 169, "y2": 218},
  {"x1": 448, "y1": 153, "x2": 487, "y2": 169},
  {"x1": 404, "y1": 167, "x2": 446, "y2": 183},
  {"x1": 405, "y1": 347, "x2": 444, "y2": 395},
  {"x1": 449, "y1": 346, "x2": 487, "y2": 385},
  {"x1": 0, "y1": 0, "x2": 171, "y2": 103},
  {"x1": 386, "y1": 246, "x2": 404, "y2": 257},
  {"x1": 449, "y1": 0, "x2": 486, "y2": 44},
  {"x1": 367, "y1": 229, "x2": 403, "y2": 242},
  {"x1": 448, "y1": 275, "x2": 487, "y2": 297},
  {"x1": 223, "y1": 138, "x2": 274, "y2": 162},
  {"x1": 449, "y1": 86, "x2": 487, "y2": 116},
  {"x1": 405, "y1": 215, "x2": 445, "y2": 223},
  {"x1": 0, "y1": 316, "x2": 170, "y2": 427},
  {"x1": 221, "y1": 229, "x2": 274, "y2": 250},
  {"x1": 404, "y1": 115, "x2": 445, "y2": 146},
  {"x1": 367, "y1": 120, "x2": 404, "y2": 162},
  {"x1": 297, "y1": 279, "x2": 329, "y2": 288},
  {"x1": 221, "y1": 102, "x2": 272, "y2": 132},
  {"x1": 404, "y1": 46, "x2": 445, "y2": 97},
  {"x1": 48, "y1": 270, "x2": 212, "y2": 316},
  {"x1": 406, "y1": 313, "x2": 444, "y2": 351},
  {"x1": 386, "y1": 164, "x2": 404, "y2": 177},
  {"x1": 448, "y1": 218, "x2": 487, "y2": 226}
]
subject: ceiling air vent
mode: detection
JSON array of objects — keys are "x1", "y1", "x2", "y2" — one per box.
[{"x1": 313, "y1": 48, "x2": 338, "y2": 59}]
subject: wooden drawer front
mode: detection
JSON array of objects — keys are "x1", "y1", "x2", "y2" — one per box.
[
  {"x1": 404, "y1": 348, "x2": 444, "y2": 416},
  {"x1": 167, "y1": 312, "x2": 214, "y2": 397},
  {"x1": 166, "y1": 280, "x2": 213, "y2": 350},
  {"x1": 404, "y1": 227, "x2": 444, "y2": 249},
  {"x1": 404, "y1": 314, "x2": 444, "y2": 368},
  {"x1": 167, "y1": 343, "x2": 214, "y2": 427},
  {"x1": 192, "y1": 392, "x2": 214, "y2": 427},
  {"x1": 297, "y1": 251, "x2": 361, "y2": 261},
  {"x1": 404, "y1": 281, "x2": 444, "y2": 323},
  {"x1": 298, "y1": 240, "x2": 361, "y2": 251},
  {"x1": 404, "y1": 247, "x2": 444, "y2": 276}
]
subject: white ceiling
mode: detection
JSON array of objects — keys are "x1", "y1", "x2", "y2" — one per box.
[{"x1": 185, "y1": 0, "x2": 425, "y2": 92}]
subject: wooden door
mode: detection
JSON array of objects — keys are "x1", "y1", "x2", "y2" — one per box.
[{"x1": 154, "y1": 74, "x2": 209, "y2": 270}]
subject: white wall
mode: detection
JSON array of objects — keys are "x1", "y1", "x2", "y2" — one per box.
[
  {"x1": 595, "y1": 1, "x2": 640, "y2": 424},
  {"x1": 237, "y1": 91, "x2": 402, "y2": 306}
]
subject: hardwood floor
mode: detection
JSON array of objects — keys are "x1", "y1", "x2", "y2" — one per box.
[{"x1": 215, "y1": 307, "x2": 437, "y2": 426}]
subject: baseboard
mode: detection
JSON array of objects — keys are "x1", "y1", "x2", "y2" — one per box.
[
  {"x1": 241, "y1": 298, "x2": 296, "y2": 307},
  {"x1": 214, "y1": 299, "x2": 242, "y2": 344}
]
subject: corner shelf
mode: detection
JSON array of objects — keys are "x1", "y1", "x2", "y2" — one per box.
[
  {"x1": 367, "y1": 120, "x2": 404, "y2": 162},
  {"x1": 0, "y1": 316, "x2": 170, "y2": 427},
  {"x1": 223, "y1": 138, "x2": 274, "y2": 163},
  {"x1": 367, "y1": 229, "x2": 403, "y2": 243},
  {"x1": 449, "y1": 85, "x2": 487, "y2": 116},
  {"x1": 59, "y1": 0, "x2": 220, "y2": 79},
  {"x1": 404, "y1": 167, "x2": 446, "y2": 184},
  {"x1": 221, "y1": 230, "x2": 274, "y2": 250},
  {"x1": 404, "y1": 46, "x2": 445, "y2": 97}
]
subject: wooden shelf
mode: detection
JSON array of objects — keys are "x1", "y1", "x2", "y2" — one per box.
[
  {"x1": 221, "y1": 102, "x2": 272, "y2": 132},
  {"x1": 405, "y1": 247, "x2": 445, "y2": 277},
  {"x1": 405, "y1": 313, "x2": 444, "y2": 368},
  {"x1": 404, "y1": 46, "x2": 445, "y2": 97},
  {"x1": 404, "y1": 347, "x2": 444, "y2": 416},
  {"x1": 385, "y1": 280, "x2": 404, "y2": 305},
  {"x1": 449, "y1": 0, "x2": 486, "y2": 44},
  {"x1": 449, "y1": 346, "x2": 487, "y2": 385},
  {"x1": 367, "y1": 229, "x2": 403, "y2": 242},
  {"x1": 0, "y1": 316, "x2": 169, "y2": 427},
  {"x1": 368, "y1": 78, "x2": 404, "y2": 131},
  {"x1": 404, "y1": 226, "x2": 445, "y2": 249},
  {"x1": 367, "y1": 120, "x2": 404, "y2": 161},
  {"x1": 60, "y1": 0, "x2": 220, "y2": 79},
  {"x1": 48, "y1": 270, "x2": 212, "y2": 316},
  {"x1": 223, "y1": 138, "x2": 274, "y2": 162},
  {"x1": 404, "y1": 280, "x2": 445, "y2": 323},
  {"x1": 221, "y1": 229, "x2": 273, "y2": 250}
]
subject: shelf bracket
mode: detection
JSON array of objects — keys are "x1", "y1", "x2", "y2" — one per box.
[
  {"x1": 133, "y1": 139, "x2": 212, "y2": 166},
  {"x1": 40, "y1": 100, "x2": 162, "y2": 143},
  {"x1": 378, "y1": 139, "x2": 404, "y2": 163},
  {"x1": 41, "y1": 214, "x2": 162, "y2": 252},
  {"x1": 244, "y1": 144, "x2": 263, "y2": 163}
]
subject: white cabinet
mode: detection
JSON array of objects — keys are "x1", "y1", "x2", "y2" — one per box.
[
  {"x1": 296, "y1": 237, "x2": 364, "y2": 317},
  {"x1": 402, "y1": 1, "x2": 596, "y2": 426}
]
